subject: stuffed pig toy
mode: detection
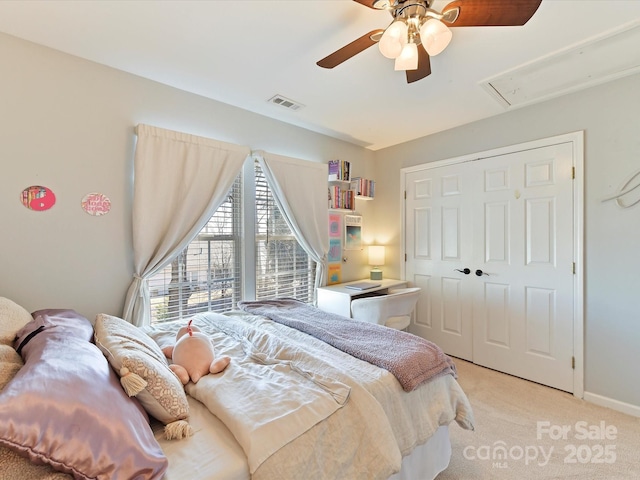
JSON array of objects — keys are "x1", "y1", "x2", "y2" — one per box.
[{"x1": 162, "y1": 319, "x2": 230, "y2": 384}]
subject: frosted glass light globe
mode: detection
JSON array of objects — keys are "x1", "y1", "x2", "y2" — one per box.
[
  {"x1": 394, "y1": 42, "x2": 419, "y2": 71},
  {"x1": 379, "y1": 21, "x2": 408, "y2": 59},
  {"x1": 419, "y1": 18, "x2": 452, "y2": 56}
]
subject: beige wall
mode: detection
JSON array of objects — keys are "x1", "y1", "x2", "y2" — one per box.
[
  {"x1": 0, "y1": 32, "x2": 373, "y2": 318},
  {"x1": 372, "y1": 72, "x2": 640, "y2": 410},
  {"x1": 2, "y1": 29, "x2": 637, "y2": 412}
]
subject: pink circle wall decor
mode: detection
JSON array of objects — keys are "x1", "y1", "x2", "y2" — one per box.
[{"x1": 21, "y1": 185, "x2": 56, "y2": 211}]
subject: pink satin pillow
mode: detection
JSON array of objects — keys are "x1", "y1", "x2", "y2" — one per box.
[{"x1": 0, "y1": 309, "x2": 168, "y2": 479}]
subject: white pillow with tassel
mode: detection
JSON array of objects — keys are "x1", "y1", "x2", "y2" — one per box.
[
  {"x1": 0, "y1": 297, "x2": 33, "y2": 346},
  {"x1": 94, "y1": 313, "x2": 192, "y2": 440}
]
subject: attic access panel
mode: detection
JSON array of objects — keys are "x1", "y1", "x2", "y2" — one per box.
[{"x1": 482, "y1": 22, "x2": 640, "y2": 108}]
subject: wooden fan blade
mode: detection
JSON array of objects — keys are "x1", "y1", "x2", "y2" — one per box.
[
  {"x1": 406, "y1": 47, "x2": 431, "y2": 84},
  {"x1": 353, "y1": 0, "x2": 382, "y2": 9},
  {"x1": 442, "y1": 0, "x2": 542, "y2": 27},
  {"x1": 317, "y1": 29, "x2": 384, "y2": 69}
]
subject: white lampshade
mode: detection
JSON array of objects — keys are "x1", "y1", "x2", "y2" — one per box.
[
  {"x1": 394, "y1": 42, "x2": 419, "y2": 70},
  {"x1": 369, "y1": 245, "x2": 385, "y2": 280},
  {"x1": 368, "y1": 245, "x2": 386, "y2": 266},
  {"x1": 379, "y1": 20, "x2": 408, "y2": 59},
  {"x1": 419, "y1": 18, "x2": 452, "y2": 56}
]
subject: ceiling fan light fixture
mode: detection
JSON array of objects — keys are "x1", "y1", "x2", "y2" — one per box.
[
  {"x1": 394, "y1": 41, "x2": 418, "y2": 71},
  {"x1": 317, "y1": 0, "x2": 543, "y2": 83},
  {"x1": 419, "y1": 18, "x2": 452, "y2": 56},
  {"x1": 379, "y1": 20, "x2": 408, "y2": 59},
  {"x1": 372, "y1": 0, "x2": 391, "y2": 9}
]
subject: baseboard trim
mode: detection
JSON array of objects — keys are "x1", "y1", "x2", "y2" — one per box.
[{"x1": 584, "y1": 391, "x2": 640, "y2": 418}]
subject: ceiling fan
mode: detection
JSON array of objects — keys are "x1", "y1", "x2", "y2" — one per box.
[{"x1": 317, "y1": 0, "x2": 543, "y2": 83}]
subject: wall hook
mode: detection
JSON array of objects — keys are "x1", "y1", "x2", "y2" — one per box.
[{"x1": 602, "y1": 169, "x2": 640, "y2": 209}]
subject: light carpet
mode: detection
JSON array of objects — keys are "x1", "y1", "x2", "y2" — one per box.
[{"x1": 437, "y1": 359, "x2": 640, "y2": 480}]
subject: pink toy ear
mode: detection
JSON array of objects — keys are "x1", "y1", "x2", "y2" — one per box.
[{"x1": 162, "y1": 345, "x2": 174, "y2": 359}]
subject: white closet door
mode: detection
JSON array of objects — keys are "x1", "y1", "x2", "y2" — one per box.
[
  {"x1": 405, "y1": 161, "x2": 475, "y2": 361},
  {"x1": 404, "y1": 141, "x2": 576, "y2": 392}
]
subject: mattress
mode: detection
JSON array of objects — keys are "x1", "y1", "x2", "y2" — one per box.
[{"x1": 155, "y1": 401, "x2": 452, "y2": 480}]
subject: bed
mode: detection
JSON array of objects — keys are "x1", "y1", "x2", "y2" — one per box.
[{"x1": 0, "y1": 296, "x2": 474, "y2": 480}]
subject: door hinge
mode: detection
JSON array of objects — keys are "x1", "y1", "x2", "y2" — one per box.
[
  {"x1": 572, "y1": 167, "x2": 575, "y2": 179},
  {"x1": 404, "y1": 253, "x2": 407, "y2": 262},
  {"x1": 572, "y1": 262, "x2": 576, "y2": 274},
  {"x1": 404, "y1": 190, "x2": 407, "y2": 199},
  {"x1": 572, "y1": 356, "x2": 575, "y2": 369}
]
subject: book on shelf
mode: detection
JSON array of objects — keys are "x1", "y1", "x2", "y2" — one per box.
[
  {"x1": 350, "y1": 177, "x2": 375, "y2": 198},
  {"x1": 328, "y1": 160, "x2": 340, "y2": 179},
  {"x1": 329, "y1": 185, "x2": 355, "y2": 210},
  {"x1": 328, "y1": 160, "x2": 350, "y2": 182}
]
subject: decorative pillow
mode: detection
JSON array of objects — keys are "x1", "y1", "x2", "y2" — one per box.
[
  {"x1": 94, "y1": 313, "x2": 190, "y2": 437},
  {"x1": 0, "y1": 297, "x2": 29, "y2": 397},
  {"x1": 0, "y1": 297, "x2": 33, "y2": 346},
  {"x1": 0, "y1": 309, "x2": 168, "y2": 479},
  {"x1": 0, "y1": 350, "x2": 21, "y2": 391}
]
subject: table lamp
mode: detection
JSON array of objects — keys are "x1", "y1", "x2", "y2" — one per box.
[{"x1": 368, "y1": 245, "x2": 385, "y2": 280}]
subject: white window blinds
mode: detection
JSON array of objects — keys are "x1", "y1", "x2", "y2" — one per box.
[
  {"x1": 148, "y1": 175, "x2": 242, "y2": 323},
  {"x1": 148, "y1": 159, "x2": 316, "y2": 324},
  {"x1": 255, "y1": 161, "x2": 316, "y2": 302}
]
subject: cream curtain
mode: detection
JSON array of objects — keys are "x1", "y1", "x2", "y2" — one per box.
[
  {"x1": 123, "y1": 124, "x2": 249, "y2": 326},
  {"x1": 254, "y1": 151, "x2": 329, "y2": 294}
]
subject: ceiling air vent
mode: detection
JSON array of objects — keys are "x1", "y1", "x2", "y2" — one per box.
[{"x1": 267, "y1": 94, "x2": 304, "y2": 111}]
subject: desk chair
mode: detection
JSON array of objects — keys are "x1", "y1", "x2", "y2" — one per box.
[{"x1": 350, "y1": 287, "x2": 421, "y2": 330}]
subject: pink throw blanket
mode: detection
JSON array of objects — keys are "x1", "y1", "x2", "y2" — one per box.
[{"x1": 237, "y1": 299, "x2": 456, "y2": 392}]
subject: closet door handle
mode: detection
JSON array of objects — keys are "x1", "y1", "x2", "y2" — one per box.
[
  {"x1": 455, "y1": 268, "x2": 471, "y2": 275},
  {"x1": 475, "y1": 269, "x2": 489, "y2": 277}
]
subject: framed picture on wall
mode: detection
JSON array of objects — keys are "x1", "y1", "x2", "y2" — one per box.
[
  {"x1": 344, "y1": 215, "x2": 362, "y2": 250},
  {"x1": 328, "y1": 263, "x2": 342, "y2": 285},
  {"x1": 328, "y1": 238, "x2": 341, "y2": 263},
  {"x1": 329, "y1": 213, "x2": 341, "y2": 238}
]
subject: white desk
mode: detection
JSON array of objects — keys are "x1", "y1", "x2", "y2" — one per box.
[{"x1": 316, "y1": 278, "x2": 408, "y2": 318}]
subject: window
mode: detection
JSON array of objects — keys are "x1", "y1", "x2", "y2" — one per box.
[
  {"x1": 148, "y1": 159, "x2": 315, "y2": 324},
  {"x1": 255, "y1": 163, "x2": 316, "y2": 302},
  {"x1": 148, "y1": 176, "x2": 242, "y2": 323}
]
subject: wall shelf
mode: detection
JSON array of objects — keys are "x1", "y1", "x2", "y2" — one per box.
[{"x1": 328, "y1": 160, "x2": 374, "y2": 209}]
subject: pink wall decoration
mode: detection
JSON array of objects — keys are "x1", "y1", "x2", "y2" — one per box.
[
  {"x1": 329, "y1": 213, "x2": 341, "y2": 238},
  {"x1": 21, "y1": 185, "x2": 56, "y2": 211},
  {"x1": 81, "y1": 193, "x2": 111, "y2": 216}
]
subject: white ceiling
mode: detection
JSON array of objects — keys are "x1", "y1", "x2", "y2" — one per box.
[{"x1": 1, "y1": 0, "x2": 640, "y2": 150}]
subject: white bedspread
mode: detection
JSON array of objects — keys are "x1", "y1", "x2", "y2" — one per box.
[
  {"x1": 185, "y1": 317, "x2": 352, "y2": 474},
  {"x1": 227, "y1": 312, "x2": 475, "y2": 454},
  {"x1": 145, "y1": 311, "x2": 474, "y2": 480}
]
